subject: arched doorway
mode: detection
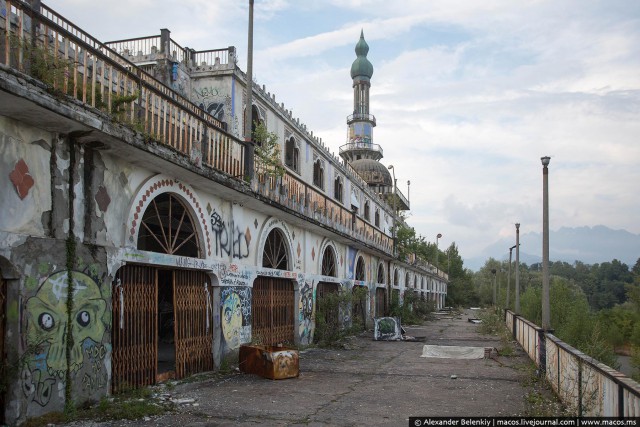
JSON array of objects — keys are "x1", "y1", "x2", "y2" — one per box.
[
  {"x1": 375, "y1": 263, "x2": 386, "y2": 317},
  {"x1": 112, "y1": 192, "x2": 212, "y2": 392},
  {"x1": 352, "y1": 256, "x2": 367, "y2": 330},
  {"x1": 316, "y1": 246, "x2": 340, "y2": 338},
  {"x1": 253, "y1": 228, "x2": 295, "y2": 345}
]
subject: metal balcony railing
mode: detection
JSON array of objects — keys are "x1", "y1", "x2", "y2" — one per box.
[
  {"x1": 347, "y1": 112, "x2": 376, "y2": 125},
  {"x1": 339, "y1": 142, "x2": 383, "y2": 157}
]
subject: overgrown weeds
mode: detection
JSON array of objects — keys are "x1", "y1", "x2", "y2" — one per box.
[
  {"x1": 314, "y1": 287, "x2": 368, "y2": 347},
  {"x1": 389, "y1": 290, "x2": 436, "y2": 325},
  {"x1": 21, "y1": 386, "x2": 174, "y2": 427},
  {"x1": 520, "y1": 364, "x2": 568, "y2": 417}
]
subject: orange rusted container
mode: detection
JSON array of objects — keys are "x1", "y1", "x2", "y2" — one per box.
[{"x1": 239, "y1": 345, "x2": 299, "y2": 380}]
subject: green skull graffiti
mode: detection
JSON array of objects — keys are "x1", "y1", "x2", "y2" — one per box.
[{"x1": 26, "y1": 271, "x2": 107, "y2": 378}]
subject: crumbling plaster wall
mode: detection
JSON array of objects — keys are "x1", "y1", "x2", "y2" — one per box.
[{"x1": 0, "y1": 116, "x2": 52, "y2": 237}]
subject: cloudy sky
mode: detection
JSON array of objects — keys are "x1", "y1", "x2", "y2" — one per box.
[{"x1": 54, "y1": 0, "x2": 640, "y2": 263}]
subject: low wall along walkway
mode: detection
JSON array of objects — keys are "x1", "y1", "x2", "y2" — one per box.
[{"x1": 505, "y1": 310, "x2": 640, "y2": 417}]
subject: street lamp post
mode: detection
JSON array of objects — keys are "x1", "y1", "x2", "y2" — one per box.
[
  {"x1": 515, "y1": 223, "x2": 521, "y2": 314},
  {"x1": 407, "y1": 180, "x2": 410, "y2": 203},
  {"x1": 541, "y1": 156, "x2": 551, "y2": 330},
  {"x1": 387, "y1": 165, "x2": 397, "y2": 257},
  {"x1": 243, "y1": 0, "x2": 256, "y2": 181},
  {"x1": 507, "y1": 244, "x2": 517, "y2": 309},
  {"x1": 491, "y1": 268, "x2": 497, "y2": 306},
  {"x1": 435, "y1": 233, "x2": 442, "y2": 271}
]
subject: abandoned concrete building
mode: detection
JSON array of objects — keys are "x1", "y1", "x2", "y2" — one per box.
[{"x1": 0, "y1": 1, "x2": 448, "y2": 423}]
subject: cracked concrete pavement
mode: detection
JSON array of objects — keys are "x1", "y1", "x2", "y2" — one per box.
[{"x1": 66, "y1": 310, "x2": 538, "y2": 426}]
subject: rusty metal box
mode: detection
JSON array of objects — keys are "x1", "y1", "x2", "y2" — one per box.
[{"x1": 239, "y1": 345, "x2": 299, "y2": 380}]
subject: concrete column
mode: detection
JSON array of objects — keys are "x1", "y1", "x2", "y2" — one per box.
[
  {"x1": 515, "y1": 223, "x2": 521, "y2": 314},
  {"x1": 542, "y1": 157, "x2": 551, "y2": 330},
  {"x1": 243, "y1": 0, "x2": 255, "y2": 181},
  {"x1": 160, "y1": 28, "x2": 171, "y2": 54}
]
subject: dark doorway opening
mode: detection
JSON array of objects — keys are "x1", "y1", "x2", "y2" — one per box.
[{"x1": 157, "y1": 270, "x2": 175, "y2": 378}]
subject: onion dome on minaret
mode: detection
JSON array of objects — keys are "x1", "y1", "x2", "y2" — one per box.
[{"x1": 350, "y1": 30, "x2": 374, "y2": 80}]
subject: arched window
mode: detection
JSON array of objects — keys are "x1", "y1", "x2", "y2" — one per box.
[
  {"x1": 262, "y1": 229, "x2": 289, "y2": 270},
  {"x1": 245, "y1": 104, "x2": 263, "y2": 141},
  {"x1": 285, "y1": 136, "x2": 299, "y2": 173},
  {"x1": 405, "y1": 272, "x2": 410, "y2": 288},
  {"x1": 313, "y1": 159, "x2": 324, "y2": 189},
  {"x1": 334, "y1": 176, "x2": 343, "y2": 203},
  {"x1": 138, "y1": 193, "x2": 201, "y2": 257},
  {"x1": 393, "y1": 268, "x2": 399, "y2": 287},
  {"x1": 355, "y1": 256, "x2": 365, "y2": 281},
  {"x1": 374, "y1": 209, "x2": 380, "y2": 227},
  {"x1": 321, "y1": 246, "x2": 337, "y2": 277},
  {"x1": 364, "y1": 200, "x2": 370, "y2": 221},
  {"x1": 377, "y1": 263, "x2": 385, "y2": 284}
]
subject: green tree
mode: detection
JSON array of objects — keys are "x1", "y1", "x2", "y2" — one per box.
[{"x1": 253, "y1": 122, "x2": 285, "y2": 179}]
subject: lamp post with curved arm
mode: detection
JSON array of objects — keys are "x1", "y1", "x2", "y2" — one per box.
[
  {"x1": 387, "y1": 165, "x2": 396, "y2": 257},
  {"x1": 435, "y1": 233, "x2": 442, "y2": 271},
  {"x1": 541, "y1": 156, "x2": 551, "y2": 330}
]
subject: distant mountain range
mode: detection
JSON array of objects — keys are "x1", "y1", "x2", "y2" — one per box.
[{"x1": 464, "y1": 226, "x2": 640, "y2": 271}]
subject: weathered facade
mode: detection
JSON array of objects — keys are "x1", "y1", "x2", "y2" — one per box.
[{"x1": 0, "y1": 1, "x2": 447, "y2": 423}]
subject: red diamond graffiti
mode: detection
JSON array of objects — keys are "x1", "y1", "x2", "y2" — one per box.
[{"x1": 9, "y1": 159, "x2": 35, "y2": 200}]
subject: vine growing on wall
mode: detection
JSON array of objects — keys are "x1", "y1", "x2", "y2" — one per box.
[{"x1": 64, "y1": 136, "x2": 77, "y2": 415}]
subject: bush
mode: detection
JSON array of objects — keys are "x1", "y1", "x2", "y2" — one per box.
[
  {"x1": 390, "y1": 290, "x2": 434, "y2": 325},
  {"x1": 314, "y1": 289, "x2": 365, "y2": 347}
]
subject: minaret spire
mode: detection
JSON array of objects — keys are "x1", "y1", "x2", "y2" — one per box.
[{"x1": 340, "y1": 31, "x2": 379, "y2": 163}]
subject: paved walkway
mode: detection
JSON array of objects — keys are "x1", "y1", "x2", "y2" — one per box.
[{"x1": 71, "y1": 309, "x2": 539, "y2": 426}]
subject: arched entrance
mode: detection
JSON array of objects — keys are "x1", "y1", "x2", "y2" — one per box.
[
  {"x1": 316, "y1": 245, "x2": 340, "y2": 336},
  {"x1": 375, "y1": 263, "x2": 386, "y2": 317},
  {"x1": 253, "y1": 228, "x2": 295, "y2": 345},
  {"x1": 112, "y1": 192, "x2": 212, "y2": 392},
  {"x1": 352, "y1": 256, "x2": 367, "y2": 330}
]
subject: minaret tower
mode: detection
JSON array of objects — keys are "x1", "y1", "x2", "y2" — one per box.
[{"x1": 340, "y1": 31, "x2": 391, "y2": 194}]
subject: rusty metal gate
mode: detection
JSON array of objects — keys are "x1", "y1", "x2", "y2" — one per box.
[
  {"x1": 0, "y1": 277, "x2": 6, "y2": 422},
  {"x1": 375, "y1": 288, "x2": 386, "y2": 318},
  {"x1": 112, "y1": 266, "x2": 213, "y2": 392},
  {"x1": 252, "y1": 277, "x2": 294, "y2": 345},
  {"x1": 112, "y1": 265, "x2": 157, "y2": 393},
  {"x1": 173, "y1": 270, "x2": 213, "y2": 378}
]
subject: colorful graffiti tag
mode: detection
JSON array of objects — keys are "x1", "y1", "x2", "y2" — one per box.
[
  {"x1": 210, "y1": 209, "x2": 251, "y2": 260},
  {"x1": 22, "y1": 270, "x2": 109, "y2": 407},
  {"x1": 220, "y1": 286, "x2": 251, "y2": 351},
  {"x1": 298, "y1": 280, "x2": 314, "y2": 344}
]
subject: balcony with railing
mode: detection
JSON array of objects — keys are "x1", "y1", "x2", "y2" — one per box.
[
  {"x1": 252, "y1": 162, "x2": 393, "y2": 254},
  {"x1": 105, "y1": 31, "x2": 235, "y2": 70},
  {"x1": 347, "y1": 112, "x2": 376, "y2": 125},
  {"x1": 380, "y1": 186, "x2": 410, "y2": 211},
  {"x1": 339, "y1": 141, "x2": 383, "y2": 158},
  {"x1": 1, "y1": 2, "x2": 243, "y2": 177}
]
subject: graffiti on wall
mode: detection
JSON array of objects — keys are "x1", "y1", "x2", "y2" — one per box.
[
  {"x1": 220, "y1": 286, "x2": 251, "y2": 351},
  {"x1": 298, "y1": 280, "x2": 314, "y2": 344},
  {"x1": 210, "y1": 209, "x2": 251, "y2": 259},
  {"x1": 22, "y1": 270, "x2": 109, "y2": 407},
  {"x1": 192, "y1": 85, "x2": 239, "y2": 136}
]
